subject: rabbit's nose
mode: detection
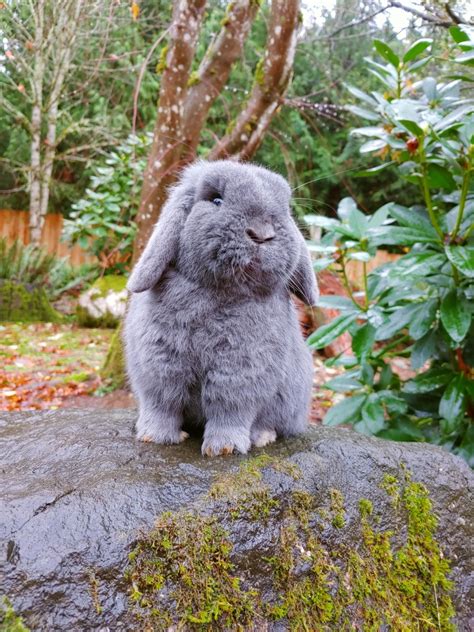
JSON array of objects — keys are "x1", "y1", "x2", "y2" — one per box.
[{"x1": 246, "y1": 222, "x2": 276, "y2": 244}]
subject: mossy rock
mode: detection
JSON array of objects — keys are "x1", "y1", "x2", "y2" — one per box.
[
  {"x1": 0, "y1": 280, "x2": 61, "y2": 323},
  {"x1": 77, "y1": 275, "x2": 127, "y2": 328},
  {"x1": 2, "y1": 414, "x2": 473, "y2": 630}
]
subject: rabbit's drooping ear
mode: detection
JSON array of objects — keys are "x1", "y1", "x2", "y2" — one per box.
[
  {"x1": 127, "y1": 182, "x2": 195, "y2": 293},
  {"x1": 288, "y1": 228, "x2": 319, "y2": 306}
]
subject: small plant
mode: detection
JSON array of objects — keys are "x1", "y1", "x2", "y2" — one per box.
[
  {"x1": 63, "y1": 133, "x2": 151, "y2": 273},
  {"x1": 307, "y1": 30, "x2": 474, "y2": 464},
  {"x1": 0, "y1": 238, "x2": 98, "y2": 300}
]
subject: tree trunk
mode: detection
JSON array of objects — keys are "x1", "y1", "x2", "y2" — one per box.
[{"x1": 132, "y1": 0, "x2": 300, "y2": 262}]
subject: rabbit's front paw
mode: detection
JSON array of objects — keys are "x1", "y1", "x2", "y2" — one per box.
[
  {"x1": 139, "y1": 430, "x2": 189, "y2": 445},
  {"x1": 201, "y1": 429, "x2": 251, "y2": 457}
]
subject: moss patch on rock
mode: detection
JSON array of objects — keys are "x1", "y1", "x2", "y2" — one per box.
[
  {"x1": 0, "y1": 598, "x2": 29, "y2": 632},
  {"x1": 100, "y1": 324, "x2": 126, "y2": 389},
  {"x1": 76, "y1": 275, "x2": 127, "y2": 328},
  {"x1": 0, "y1": 280, "x2": 61, "y2": 323},
  {"x1": 126, "y1": 460, "x2": 455, "y2": 631}
]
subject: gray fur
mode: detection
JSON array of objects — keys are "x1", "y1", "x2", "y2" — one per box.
[{"x1": 124, "y1": 160, "x2": 318, "y2": 456}]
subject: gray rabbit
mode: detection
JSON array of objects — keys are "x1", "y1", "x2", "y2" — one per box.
[{"x1": 124, "y1": 160, "x2": 318, "y2": 456}]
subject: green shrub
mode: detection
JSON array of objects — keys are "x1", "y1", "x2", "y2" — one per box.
[
  {"x1": 62, "y1": 134, "x2": 150, "y2": 273},
  {"x1": 307, "y1": 30, "x2": 474, "y2": 465},
  {"x1": 0, "y1": 238, "x2": 98, "y2": 300}
]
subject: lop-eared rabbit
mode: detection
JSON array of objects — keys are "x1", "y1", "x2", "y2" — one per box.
[{"x1": 124, "y1": 160, "x2": 318, "y2": 456}]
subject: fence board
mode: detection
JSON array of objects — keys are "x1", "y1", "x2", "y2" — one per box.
[{"x1": 0, "y1": 210, "x2": 96, "y2": 267}]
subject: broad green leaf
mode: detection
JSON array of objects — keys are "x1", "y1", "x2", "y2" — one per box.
[
  {"x1": 439, "y1": 375, "x2": 467, "y2": 425},
  {"x1": 450, "y1": 26, "x2": 470, "y2": 44},
  {"x1": 348, "y1": 208, "x2": 369, "y2": 237},
  {"x1": 351, "y1": 126, "x2": 387, "y2": 138},
  {"x1": 361, "y1": 395, "x2": 385, "y2": 433},
  {"x1": 317, "y1": 296, "x2": 357, "y2": 310},
  {"x1": 386, "y1": 203, "x2": 433, "y2": 232},
  {"x1": 434, "y1": 104, "x2": 474, "y2": 132},
  {"x1": 324, "y1": 375, "x2": 362, "y2": 393},
  {"x1": 455, "y1": 51, "x2": 474, "y2": 66},
  {"x1": 427, "y1": 164, "x2": 456, "y2": 191},
  {"x1": 313, "y1": 257, "x2": 333, "y2": 272},
  {"x1": 345, "y1": 84, "x2": 377, "y2": 105},
  {"x1": 377, "y1": 420, "x2": 425, "y2": 441},
  {"x1": 375, "y1": 303, "x2": 423, "y2": 340},
  {"x1": 337, "y1": 197, "x2": 358, "y2": 220},
  {"x1": 307, "y1": 313, "x2": 358, "y2": 350},
  {"x1": 445, "y1": 245, "x2": 474, "y2": 277},
  {"x1": 370, "y1": 226, "x2": 439, "y2": 246},
  {"x1": 411, "y1": 329, "x2": 437, "y2": 369},
  {"x1": 408, "y1": 299, "x2": 438, "y2": 340},
  {"x1": 373, "y1": 39, "x2": 400, "y2": 68},
  {"x1": 440, "y1": 290, "x2": 472, "y2": 343},
  {"x1": 354, "y1": 162, "x2": 395, "y2": 178},
  {"x1": 403, "y1": 38, "x2": 433, "y2": 63},
  {"x1": 323, "y1": 394, "x2": 367, "y2": 427},
  {"x1": 422, "y1": 77, "x2": 437, "y2": 100},
  {"x1": 346, "y1": 105, "x2": 380, "y2": 121},
  {"x1": 360, "y1": 139, "x2": 387, "y2": 153},
  {"x1": 404, "y1": 367, "x2": 454, "y2": 393},
  {"x1": 347, "y1": 251, "x2": 371, "y2": 262},
  {"x1": 398, "y1": 119, "x2": 424, "y2": 136},
  {"x1": 377, "y1": 390, "x2": 408, "y2": 414},
  {"x1": 352, "y1": 323, "x2": 376, "y2": 361}
]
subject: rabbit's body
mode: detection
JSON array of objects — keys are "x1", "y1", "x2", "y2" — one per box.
[{"x1": 124, "y1": 160, "x2": 318, "y2": 456}]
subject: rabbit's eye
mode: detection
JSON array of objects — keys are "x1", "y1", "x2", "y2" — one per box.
[{"x1": 212, "y1": 197, "x2": 223, "y2": 206}]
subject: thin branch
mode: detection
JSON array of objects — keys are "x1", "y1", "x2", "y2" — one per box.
[
  {"x1": 328, "y1": 6, "x2": 389, "y2": 37},
  {"x1": 387, "y1": 0, "x2": 469, "y2": 27}
]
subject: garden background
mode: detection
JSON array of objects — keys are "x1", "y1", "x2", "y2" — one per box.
[{"x1": 0, "y1": 0, "x2": 473, "y2": 464}]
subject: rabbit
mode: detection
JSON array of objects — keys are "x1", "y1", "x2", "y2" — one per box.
[{"x1": 124, "y1": 160, "x2": 319, "y2": 456}]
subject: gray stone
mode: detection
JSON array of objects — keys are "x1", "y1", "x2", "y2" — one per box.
[{"x1": 1, "y1": 410, "x2": 473, "y2": 631}]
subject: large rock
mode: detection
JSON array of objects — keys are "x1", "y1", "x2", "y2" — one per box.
[
  {"x1": 76, "y1": 275, "x2": 127, "y2": 328},
  {"x1": 1, "y1": 410, "x2": 472, "y2": 631}
]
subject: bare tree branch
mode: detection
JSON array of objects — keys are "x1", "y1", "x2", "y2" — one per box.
[
  {"x1": 209, "y1": 0, "x2": 300, "y2": 161},
  {"x1": 387, "y1": 0, "x2": 469, "y2": 27}
]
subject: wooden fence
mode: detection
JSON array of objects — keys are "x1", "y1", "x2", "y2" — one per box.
[{"x1": 0, "y1": 209, "x2": 95, "y2": 267}]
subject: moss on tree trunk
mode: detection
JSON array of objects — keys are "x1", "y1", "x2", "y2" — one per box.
[{"x1": 100, "y1": 323, "x2": 127, "y2": 389}]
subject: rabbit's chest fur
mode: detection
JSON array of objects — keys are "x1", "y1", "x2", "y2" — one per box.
[{"x1": 126, "y1": 269, "x2": 297, "y2": 383}]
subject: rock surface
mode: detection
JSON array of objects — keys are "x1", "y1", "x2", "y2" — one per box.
[
  {"x1": 77, "y1": 275, "x2": 127, "y2": 327},
  {"x1": 1, "y1": 410, "x2": 473, "y2": 631}
]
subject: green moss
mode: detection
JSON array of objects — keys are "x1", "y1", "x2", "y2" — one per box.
[
  {"x1": 156, "y1": 44, "x2": 168, "y2": 74},
  {"x1": 254, "y1": 58, "x2": 265, "y2": 87},
  {"x1": 126, "y1": 512, "x2": 259, "y2": 630},
  {"x1": 187, "y1": 70, "x2": 200, "y2": 87},
  {"x1": 0, "y1": 280, "x2": 61, "y2": 323},
  {"x1": 0, "y1": 598, "x2": 29, "y2": 632},
  {"x1": 329, "y1": 488, "x2": 346, "y2": 529},
  {"x1": 88, "y1": 275, "x2": 126, "y2": 297},
  {"x1": 76, "y1": 275, "x2": 126, "y2": 328},
  {"x1": 209, "y1": 454, "x2": 300, "y2": 522},
  {"x1": 126, "y1": 470, "x2": 456, "y2": 630},
  {"x1": 100, "y1": 324, "x2": 126, "y2": 388}
]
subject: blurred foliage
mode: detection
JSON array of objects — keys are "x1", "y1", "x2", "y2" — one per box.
[
  {"x1": 2, "y1": 0, "x2": 463, "y2": 220},
  {"x1": 0, "y1": 238, "x2": 99, "y2": 300},
  {"x1": 63, "y1": 134, "x2": 150, "y2": 273},
  {"x1": 307, "y1": 28, "x2": 474, "y2": 464}
]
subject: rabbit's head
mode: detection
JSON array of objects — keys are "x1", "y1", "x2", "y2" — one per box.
[{"x1": 128, "y1": 161, "x2": 318, "y2": 305}]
